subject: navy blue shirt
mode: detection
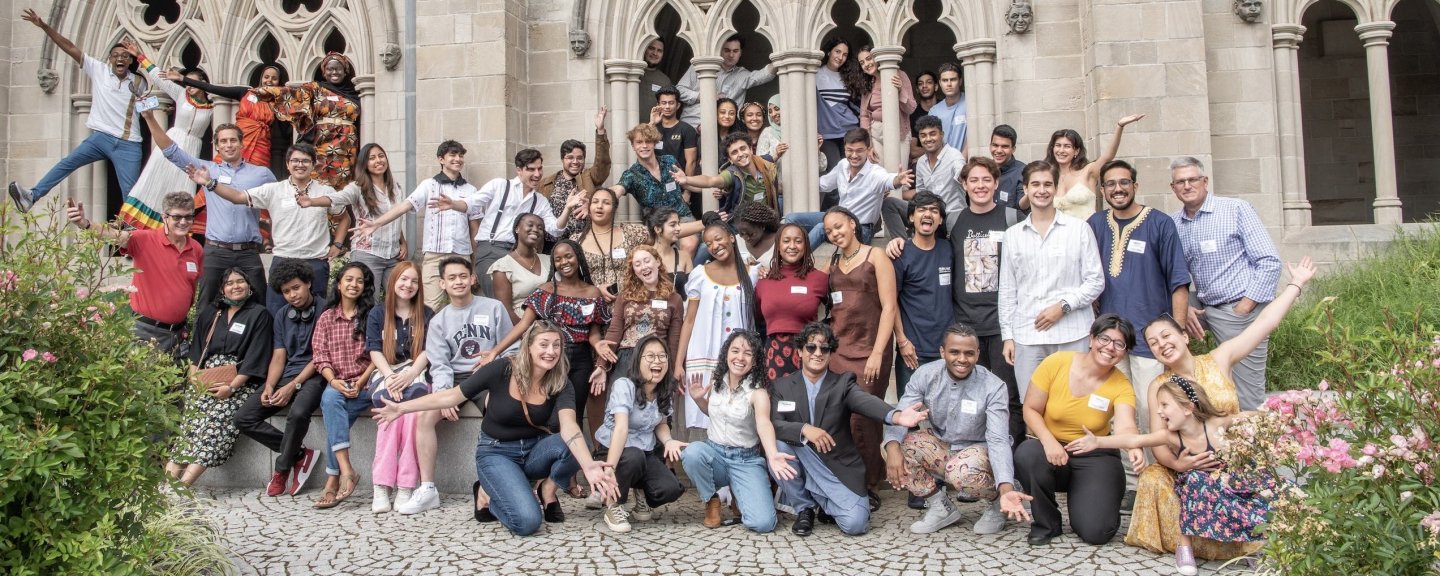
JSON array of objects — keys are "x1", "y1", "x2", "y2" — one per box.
[
  {"x1": 1087, "y1": 208, "x2": 1191, "y2": 358},
  {"x1": 995, "y1": 157, "x2": 1026, "y2": 215},
  {"x1": 894, "y1": 238, "x2": 955, "y2": 357},
  {"x1": 272, "y1": 296, "x2": 326, "y2": 379},
  {"x1": 365, "y1": 305, "x2": 436, "y2": 363}
]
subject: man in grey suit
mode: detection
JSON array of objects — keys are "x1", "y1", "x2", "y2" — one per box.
[{"x1": 771, "y1": 322, "x2": 928, "y2": 537}]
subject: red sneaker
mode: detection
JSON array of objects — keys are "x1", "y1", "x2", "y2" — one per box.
[
  {"x1": 265, "y1": 471, "x2": 288, "y2": 497},
  {"x1": 290, "y1": 448, "x2": 316, "y2": 496}
]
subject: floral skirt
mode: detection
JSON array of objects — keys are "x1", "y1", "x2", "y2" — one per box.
[
  {"x1": 170, "y1": 357, "x2": 255, "y2": 469},
  {"x1": 1177, "y1": 469, "x2": 1276, "y2": 543},
  {"x1": 1126, "y1": 464, "x2": 1264, "y2": 559},
  {"x1": 764, "y1": 333, "x2": 802, "y2": 382}
]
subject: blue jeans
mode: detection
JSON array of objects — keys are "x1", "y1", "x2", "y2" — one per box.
[
  {"x1": 680, "y1": 441, "x2": 777, "y2": 533},
  {"x1": 31, "y1": 131, "x2": 143, "y2": 201},
  {"x1": 475, "y1": 432, "x2": 581, "y2": 536},
  {"x1": 775, "y1": 443, "x2": 870, "y2": 535},
  {"x1": 320, "y1": 386, "x2": 373, "y2": 476},
  {"x1": 783, "y1": 211, "x2": 875, "y2": 250},
  {"x1": 894, "y1": 353, "x2": 939, "y2": 402}
]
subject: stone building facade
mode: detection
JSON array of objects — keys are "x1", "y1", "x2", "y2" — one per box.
[{"x1": 2, "y1": 0, "x2": 1436, "y2": 264}]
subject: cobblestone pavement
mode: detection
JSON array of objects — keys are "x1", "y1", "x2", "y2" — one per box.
[{"x1": 197, "y1": 487, "x2": 1241, "y2": 575}]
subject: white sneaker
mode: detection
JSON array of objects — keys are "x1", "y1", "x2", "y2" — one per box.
[
  {"x1": 394, "y1": 487, "x2": 414, "y2": 510},
  {"x1": 631, "y1": 498, "x2": 655, "y2": 522},
  {"x1": 584, "y1": 488, "x2": 605, "y2": 510},
  {"x1": 371, "y1": 486, "x2": 392, "y2": 513},
  {"x1": 910, "y1": 489, "x2": 965, "y2": 534},
  {"x1": 972, "y1": 499, "x2": 1007, "y2": 534},
  {"x1": 603, "y1": 503, "x2": 632, "y2": 533},
  {"x1": 397, "y1": 485, "x2": 441, "y2": 515}
]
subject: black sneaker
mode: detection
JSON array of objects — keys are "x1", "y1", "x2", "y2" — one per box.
[
  {"x1": 8, "y1": 182, "x2": 34, "y2": 213},
  {"x1": 867, "y1": 490, "x2": 881, "y2": 512},
  {"x1": 791, "y1": 508, "x2": 815, "y2": 537},
  {"x1": 908, "y1": 493, "x2": 927, "y2": 510},
  {"x1": 544, "y1": 500, "x2": 565, "y2": 523}
]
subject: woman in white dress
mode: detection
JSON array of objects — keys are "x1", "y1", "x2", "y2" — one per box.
[
  {"x1": 118, "y1": 39, "x2": 214, "y2": 230},
  {"x1": 1039, "y1": 114, "x2": 1144, "y2": 221},
  {"x1": 674, "y1": 217, "x2": 757, "y2": 435}
]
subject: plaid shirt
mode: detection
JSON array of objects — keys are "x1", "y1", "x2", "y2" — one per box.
[
  {"x1": 1173, "y1": 193, "x2": 1281, "y2": 306},
  {"x1": 311, "y1": 307, "x2": 371, "y2": 382}
]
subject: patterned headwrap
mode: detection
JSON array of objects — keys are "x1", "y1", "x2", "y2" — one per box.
[
  {"x1": 1168, "y1": 375, "x2": 1201, "y2": 406},
  {"x1": 320, "y1": 52, "x2": 355, "y2": 79}
]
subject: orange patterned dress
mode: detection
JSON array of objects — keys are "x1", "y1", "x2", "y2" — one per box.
[
  {"x1": 257, "y1": 82, "x2": 360, "y2": 188},
  {"x1": 1125, "y1": 354, "x2": 1264, "y2": 560}
]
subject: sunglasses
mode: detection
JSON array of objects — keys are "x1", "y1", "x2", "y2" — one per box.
[
  {"x1": 165, "y1": 212, "x2": 196, "y2": 221},
  {"x1": 803, "y1": 343, "x2": 834, "y2": 355}
]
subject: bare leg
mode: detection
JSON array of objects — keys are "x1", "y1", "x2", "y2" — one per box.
[{"x1": 415, "y1": 410, "x2": 441, "y2": 482}]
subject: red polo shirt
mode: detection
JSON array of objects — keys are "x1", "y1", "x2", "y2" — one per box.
[{"x1": 127, "y1": 229, "x2": 203, "y2": 324}]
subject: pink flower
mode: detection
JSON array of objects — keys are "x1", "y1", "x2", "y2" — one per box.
[
  {"x1": 1418, "y1": 462, "x2": 1431, "y2": 475},
  {"x1": 1402, "y1": 491, "x2": 1414, "y2": 502},
  {"x1": 0, "y1": 270, "x2": 17, "y2": 291},
  {"x1": 1362, "y1": 443, "x2": 1379, "y2": 456},
  {"x1": 1371, "y1": 464, "x2": 1385, "y2": 479},
  {"x1": 40, "y1": 352, "x2": 56, "y2": 363},
  {"x1": 75, "y1": 287, "x2": 90, "y2": 298},
  {"x1": 1423, "y1": 511, "x2": 1440, "y2": 535},
  {"x1": 1433, "y1": 358, "x2": 1440, "y2": 369},
  {"x1": 21, "y1": 349, "x2": 38, "y2": 361}
]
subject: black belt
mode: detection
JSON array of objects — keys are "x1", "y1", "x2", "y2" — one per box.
[
  {"x1": 208, "y1": 240, "x2": 261, "y2": 251},
  {"x1": 136, "y1": 315, "x2": 186, "y2": 332}
]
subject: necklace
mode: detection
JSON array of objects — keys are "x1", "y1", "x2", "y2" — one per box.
[
  {"x1": 515, "y1": 251, "x2": 542, "y2": 275},
  {"x1": 841, "y1": 245, "x2": 864, "y2": 264}
]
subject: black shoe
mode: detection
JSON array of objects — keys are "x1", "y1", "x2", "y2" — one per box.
[
  {"x1": 908, "y1": 493, "x2": 927, "y2": 510},
  {"x1": 867, "y1": 490, "x2": 881, "y2": 512},
  {"x1": 473, "y1": 481, "x2": 496, "y2": 522},
  {"x1": 544, "y1": 500, "x2": 565, "y2": 523},
  {"x1": 955, "y1": 491, "x2": 979, "y2": 503},
  {"x1": 791, "y1": 508, "x2": 816, "y2": 537},
  {"x1": 1027, "y1": 531, "x2": 1058, "y2": 546},
  {"x1": 1120, "y1": 489, "x2": 1136, "y2": 515},
  {"x1": 816, "y1": 508, "x2": 835, "y2": 525}
]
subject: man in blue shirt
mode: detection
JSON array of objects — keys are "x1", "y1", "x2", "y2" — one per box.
[
  {"x1": 141, "y1": 109, "x2": 276, "y2": 306},
  {"x1": 891, "y1": 191, "x2": 954, "y2": 400},
  {"x1": 925, "y1": 63, "x2": 967, "y2": 153},
  {"x1": 234, "y1": 261, "x2": 326, "y2": 497}
]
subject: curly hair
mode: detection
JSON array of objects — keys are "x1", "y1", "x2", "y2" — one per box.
[
  {"x1": 711, "y1": 329, "x2": 767, "y2": 393},
  {"x1": 619, "y1": 244, "x2": 674, "y2": 302}
]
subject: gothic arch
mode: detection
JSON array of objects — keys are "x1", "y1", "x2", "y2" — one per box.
[
  {"x1": 153, "y1": 21, "x2": 217, "y2": 77},
  {"x1": 608, "y1": 0, "x2": 708, "y2": 60},
  {"x1": 229, "y1": 19, "x2": 293, "y2": 84},
  {"x1": 1276, "y1": 0, "x2": 1378, "y2": 24},
  {"x1": 697, "y1": 0, "x2": 783, "y2": 55},
  {"x1": 295, "y1": 12, "x2": 365, "y2": 76}
]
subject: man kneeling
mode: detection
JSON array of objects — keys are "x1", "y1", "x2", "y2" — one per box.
[
  {"x1": 884, "y1": 323, "x2": 1033, "y2": 534},
  {"x1": 770, "y1": 322, "x2": 927, "y2": 536}
]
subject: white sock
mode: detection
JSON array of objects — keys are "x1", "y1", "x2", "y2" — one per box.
[{"x1": 420, "y1": 482, "x2": 435, "y2": 490}]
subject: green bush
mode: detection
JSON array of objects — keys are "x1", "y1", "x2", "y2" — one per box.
[
  {"x1": 1269, "y1": 225, "x2": 1440, "y2": 390},
  {"x1": 0, "y1": 209, "x2": 229, "y2": 575}
]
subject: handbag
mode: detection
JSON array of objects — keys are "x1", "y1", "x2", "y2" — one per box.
[
  {"x1": 192, "y1": 311, "x2": 237, "y2": 389},
  {"x1": 366, "y1": 360, "x2": 431, "y2": 408}
]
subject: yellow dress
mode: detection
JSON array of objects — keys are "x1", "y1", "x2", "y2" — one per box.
[{"x1": 1125, "y1": 354, "x2": 1264, "y2": 560}]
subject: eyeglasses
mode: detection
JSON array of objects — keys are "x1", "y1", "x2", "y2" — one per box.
[
  {"x1": 1094, "y1": 334, "x2": 1128, "y2": 351},
  {"x1": 165, "y1": 212, "x2": 196, "y2": 221},
  {"x1": 641, "y1": 353, "x2": 669, "y2": 363},
  {"x1": 1101, "y1": 179, "x2": 1134, "y2": 189},
  {"x1": 1169, "y1": 176, "x2": 1206, "y2": 188},
  {"x1": 803, "y1": 343, "x2": 834, "y2": 355},
  {"x1": 288, "y1": 158, "x2": 314, "y2": 165}
]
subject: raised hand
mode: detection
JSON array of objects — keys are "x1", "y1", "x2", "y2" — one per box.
[
  {"x1": 164, "y1": 68, "x2": 185, "y2": 82},
  {"x1": 1287, "y1": 256, "x2": 1316, "y2": 288},
  {"x1": 773, "y1": 142, "x2": 789, "y2": 160},
  {"x1": 595, "y1": 106, "x2": 609, "y2": 130},
  {"x1": 20, "y1": 8, "x2": 44, "y2": 27},
  {"x1": 64, "y1": 198, "x2": 87, "y2": 228},
  {"x1": 687, "y1": 373, "x2": 708, "y2": 402},
  {"x1": 185, "y1": 165, "x2": 212, "y2": 186},
  {"x1": 119, "y1": 38, "x2": 145, "y2": 59},
  {"x1": 427, "y1": 193, "x2": 463, "y2": 212},
  {"x1": 1117, "y1": 113, "x2": 1146, "y2": 127},
  {"x1": 891, "y1": 402, "x2": 929, "y2": 428},
  {"x1": 669, "y1": 166, "x2": 689, "y2": 188},
  {"x1": 352, "y1": 218, "x2": 378, "y2": 241}
]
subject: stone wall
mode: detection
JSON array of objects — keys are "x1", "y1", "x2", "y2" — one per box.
[
  {"x1": 1298, "y1": 1, "x2": 1375, "y2": 225},
  {"x1": 1390, "y1": 0, "x2": 1440, "y2": 222}
]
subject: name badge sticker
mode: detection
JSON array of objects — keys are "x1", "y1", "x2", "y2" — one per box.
[
  {"x1": 1045, "y1": 244, "x2": 1064, "y2": 258},
  {"x1": 998, "y1": 191, "x2": 1009, "y2": 203},
  {"x1": 777, "y1": 400, "x2": 796, "y2": 413},
  {"x1": 229, "y1": 322, "x2": 246, "y2": 335},
  {"x1": 1127, "y1": 239, "x2": 1147, "y2": 254},
  {"x1": 611, "y1": 248, "x2": 627, "y2": 259},
  {"x1": 185, "y1": 261, "x2": 198, "y2": 273},
  {"x1": 651, "y1": 84, "x2": 661, "y2": 92},
  {"x1": 1199, "y1": 239, "x2": 1218, "y2": 254},
  {"x1": 990, "y1": 230, "x2": 1005, "y2": 242},
  {"x1": 217, "y1": 175, "x2": 233, "y2": 185},
  {"x1": 326, "y1": 95, "x2": 340, "y2": 102},
  {"x1": 960, "y1": 399, "x2": 978, "y2": 414},
  {"x1": 664, "y1": 181, "x2": 677, "y2": 192},
  {"x1": 1087, "y1": 394, "x2": 1111, "y2": 412},
  {"x1": 655, "y1": 140, "x2": 665, "y2": 150},
  {"x1": 939, "y1": 271, "x2": 952, "y2": 286},
  {"x1": 830, "y1": 291, "x2": 843, "y2": 305},
  {"x1": 753, "y1": 192, "x2": 765, "y2": 201},
  {"x1": 473, "y1": 314, "x2": 490, "y2": 326},
  {"x1": 246, "y1": 94, "x2": 259, "y2": 103},
  {"x1": 581, "y1": 303, "x2": 596, "y2": 315},
  {"x1": 790, "y1": 286, "x2": 808, "y2": 295},
  {"x1": 651, "y1": 299, "x2": 668, "y2": 309}
]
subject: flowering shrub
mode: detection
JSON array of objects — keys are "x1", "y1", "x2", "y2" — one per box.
[
  {"x1": 0, "y1": 209, "x2": 228, "y2": 575},
  {"x1": 1223, "y1": 308, "x2": 1440, "y2": 574}
]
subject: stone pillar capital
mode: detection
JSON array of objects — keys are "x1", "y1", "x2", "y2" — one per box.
[
  {"x1": 602, "y1": 59, "x2": 647, "y2": 80},
  {"x1": 771, "y1": 51, "x2": 822, "y2": 74},
  {"x1": 1271, "y1": 24, "x2": 1306, "y2": 49},
  {"x1": 868, "y1": 45, "x2": 906, "y2": 67},
  {"x1": 1355, "y1": 21, "x2": 1395, "y2": 46},
  {"x1": 354, "y1": 75, "x2": 376, "y2": 97},
  {"x1": 691, "y1": 57, "x2": 724, "y2": 78},
  {"x1": 954, "y1": 39, "x2": 998, "y2": 64},
  {"x1": 70, "y1": 93, "x2": 92, "y2": 114}
]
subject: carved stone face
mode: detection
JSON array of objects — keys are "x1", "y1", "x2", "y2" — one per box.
[
  {"x1": 569, "y1": 30, "x2": 591, "y2": 57},
  {"x1": 1006, "y1": 1, "x2": 1034, "y2": 34},
  {"x1": 1234, "y1": 0, "x2": 1263, "y2": 22}
]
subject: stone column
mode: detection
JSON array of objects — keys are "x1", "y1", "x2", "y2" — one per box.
[
  {"x1": 1356, "y1": 21, "x2": 1402, "y2": 224},
  {"x1": 69, "y1": 95, "x2": 96, "y2": 221},
  {"x1": 956, "y1": 39, "x2": 997, "y2": 159},
  {"x1": 604, "y1": 59, "x2": 645, "y2": 219},
  {"x1": 802, "y1": 62, "x2": 820, "y2": 212},
  {"x1": 870, "y1": 46, "x2": 905, "y2": 170},
  {"x1": 1272, "y1": 24, "x2": 1311, "y2": 228},
  {"x1": 693, "y1": 58, "x2": 722, "y2": 212},
  {"x1": 772, "y1": 52, "x2": 805, "y2": 215},
  {"x1": 212, "y1": 100, "x2": 235, "y2": 127},
  {"x1": 355, "y1": 75, "x2": 376, "y2": 143}
]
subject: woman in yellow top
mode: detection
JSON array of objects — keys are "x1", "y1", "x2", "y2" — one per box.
[
  {"x1": 1126, "y1": 257, "x2": 1317, "y2": 561},
  {"x1": 1014, "y1": 314, "x2": 1142, "y2": 547}
]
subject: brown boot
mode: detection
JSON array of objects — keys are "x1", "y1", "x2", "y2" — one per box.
[{"x1": 703, "y1": 496, "x2": 723, "y2": 528}]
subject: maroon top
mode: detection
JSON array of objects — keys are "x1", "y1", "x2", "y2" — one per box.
[{"x1": 754, "y1": 265, "x2": 830, "y2": 336}]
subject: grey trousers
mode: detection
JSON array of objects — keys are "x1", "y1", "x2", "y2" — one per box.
[
  {"x1": 1014, "y1": 337, "x2": 1090, "y2": 400},
  {"x1": 351, "y1": 250, "x2": 403, "y2": 294},
  {"x1": 471, "y1": 241, "x2": 513, "y2": 299},
  {"x1": 1200, "y1": 300, "x2": 1270, "y2": 410}
]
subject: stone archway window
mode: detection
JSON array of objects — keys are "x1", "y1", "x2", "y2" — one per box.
[
  {"x1": 283, "y1": 0, "x2": 324, "y2": 15},
  {"x1": 180, "y1": 39, "x2": 203, "y2": 70},
  {"x1": 140, "y1": 0, "x2": 181, "y2": 26}
]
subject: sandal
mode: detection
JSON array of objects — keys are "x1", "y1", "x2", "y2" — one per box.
[
  {"x1": 313, "y1": 490, "x2": 340, "y2": 509},
  {"x1": 567, "y1": 483, "x2": 591, "y2": 499},
  {"x1": 336, "y1": 473, "x2": 361, "y2": 502}
]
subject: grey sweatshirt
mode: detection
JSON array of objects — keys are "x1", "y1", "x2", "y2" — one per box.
[{"x1": 425, "y1": 296, "x2": 514, "y2": 390}]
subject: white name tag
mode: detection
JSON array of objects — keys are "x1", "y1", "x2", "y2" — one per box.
[
  {"x1": 1127, "y1": 239, "x2": 1147, "y2": 254},
  {"x1": 1045, "y1": 244, "x2": 1063, "y2": 258},
  {"x1": 229, "y1": 322, "x2": 246, "y2": 335},
  {"x1": 777, "y1": 400, "x2": 796, "y2": 413},
  {"x1": 960, "y1": 399, "x2": 978, "y2": 414},
  {"x1": 326, "y1": 95, "x2": 340, "y2": 102},
  {"x1": 581, "y1": 303, "x2": 596, "y2": 315},
  {"x1": 939, "y1": 272, "x2": 952, "y2": 286},
  {"x1": 830, "y1": 291, "x2": 843, "y2": 304},
  {"x1": 246, "y1": 94, "x2": 258, "y2": 103},
  {"x1": 998, "y1": 191, "x2": 1009, "y2": 203},
  {"x1": 185, "y1": 261, "x2": 197, "y2": 273},
  {"x1": 990, "y1": 230, "x2": 1005, "y2": 241},
  {"x1": 655, "y1": 140, "x2": 665, "y2": 150},
  {"x1": 664, "y1": 181, "x2": 677, "y2": 192},
  {"x1": 651, "y1": 84, "x2": 661, "y2": 92},
  {"x1": 651, "y1": 299, "x2": 668, "y2": 309},
  {"x1": 1088, "y1": 394, "x2": 1111, "y2": 412},
  {"x1": 752, "y1": 192, "x2": 765, "y2": 201},
  {"x1": 791, "y1": 286, "x2": 808, "y2": 295},
  {"x1": 217, "y1": 175, "x2": 233, "y2": 185},
  {"x1": 953, "y1": 115, "x2": 965, "y2": 125},
  {"x1": 611, "y1": 248, "x2": 626, "y2": 259},
  {"x1": 473, "y1": 314, "x2": 490, "y2": 326},
  {"x1": 1199, "y1": 239, "x2": 1218, "y2": 254}
]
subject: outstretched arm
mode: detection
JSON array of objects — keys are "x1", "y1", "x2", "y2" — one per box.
[
  {"x1": 1092, "y1": 114, "x2": 1146, "y2": 178},
  {"x1": 23, "y1": 9, "x2": 83, "y2": 65},
  {"x1": 1214, "y1": 257, "x2": 1316, "y2": 371}
]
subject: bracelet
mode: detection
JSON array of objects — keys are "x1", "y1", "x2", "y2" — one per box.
[{"x1": 1288, "y1": 283, "x2": 1303, "y2": 296}]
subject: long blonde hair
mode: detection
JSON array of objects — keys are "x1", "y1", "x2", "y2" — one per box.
[
  {"x1": 381, "y1": 261, "x2": 425, "y2": 363},
  {"x1": 510, "y1": 321, "x2": 571, "y2": 398}
]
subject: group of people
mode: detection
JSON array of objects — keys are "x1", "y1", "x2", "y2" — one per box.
[{"x1": 16, "y1": 16, "x2": 1313, "y2": 576}]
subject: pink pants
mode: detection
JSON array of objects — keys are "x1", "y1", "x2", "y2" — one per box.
[{"x1": 371, "y1": 412, "x2": 420, "y2": 489}]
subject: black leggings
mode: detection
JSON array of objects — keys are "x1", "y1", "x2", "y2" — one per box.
[
  {"x1": 1014, "y1": 439, "x2": 1125, "y2": 544},
  {"x1": 566, "y1": 344, "x2": 596, "y2": 427},
  {"x1": 597, "y1": 446, "x2": 685, "y2": 507}
]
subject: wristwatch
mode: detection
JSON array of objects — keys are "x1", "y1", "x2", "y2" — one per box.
[
  {"x1": 292, "y1": 379, "x2": 303, "y2": 392},
  {"x1": 205, "y1": 178, "x2": 218, "y2": 192},
  {"x1": 331, "y1": 241, "x2": 346, "y2": 250},
  {"x1": 1059, "y1": 301, "x2": 1072, "y2": 314}
]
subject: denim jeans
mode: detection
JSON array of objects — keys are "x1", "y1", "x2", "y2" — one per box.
[
  {"x1": 893, "y1": 353, "x2": 939, "y2": 403},
  {"x1": 783, "y1": 211, "x2": 875, "y2": 250},
  {"x1": 680, "y1": 441, "x2": 777, "y2": 533},
  {"x1": 474, "y1": 432, "x2": 581, "y2": 536},
  {"x1": 775, "y1": 442, "x2": 870, "y2": 535},
  {"x1": 320, "y1": 386, "x2": 373, "y2": 476},
  {"x1": 31, "y1": 131, "x2": 143, "y2": 201}
]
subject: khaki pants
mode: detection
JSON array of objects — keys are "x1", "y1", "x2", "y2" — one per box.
[{"x1": 421, "y1": 252, "x2": 465, "y2": 311}]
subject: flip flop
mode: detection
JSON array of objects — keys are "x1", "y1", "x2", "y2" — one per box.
[
  {"x1": 336, "y1": 473, "x2": 362, "y2": 502},
  {"x1": 314, "y1": 490, "x2": 340, "y2": 509}
]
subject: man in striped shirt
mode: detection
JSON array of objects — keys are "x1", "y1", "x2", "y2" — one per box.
[{"x1": 1168, "y1": 156, "x2": 1281, "y2": 410}]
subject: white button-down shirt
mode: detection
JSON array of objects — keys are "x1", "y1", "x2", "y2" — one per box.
[
  {"x1": 469, "y1": 177, "x2": 565, "y2": 244},
  {"x1": 248, "y1": 180, "x2": 345, "y2": 259},
  {"x1": 998, "y1": 213, "x2": 1105, "y2": 345},
  {"x1": 914, "y1": 145, "x2": 967, "y2": 214},
  {"x1": 819, "y1": 160, "x2": 898, "y2": 226},
  {"x1": 84, "y1": 56, "x2": 143, "y2": 142},
  {"x1": 408, "y1": 178, "x2": 480, "y2": 255}
]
